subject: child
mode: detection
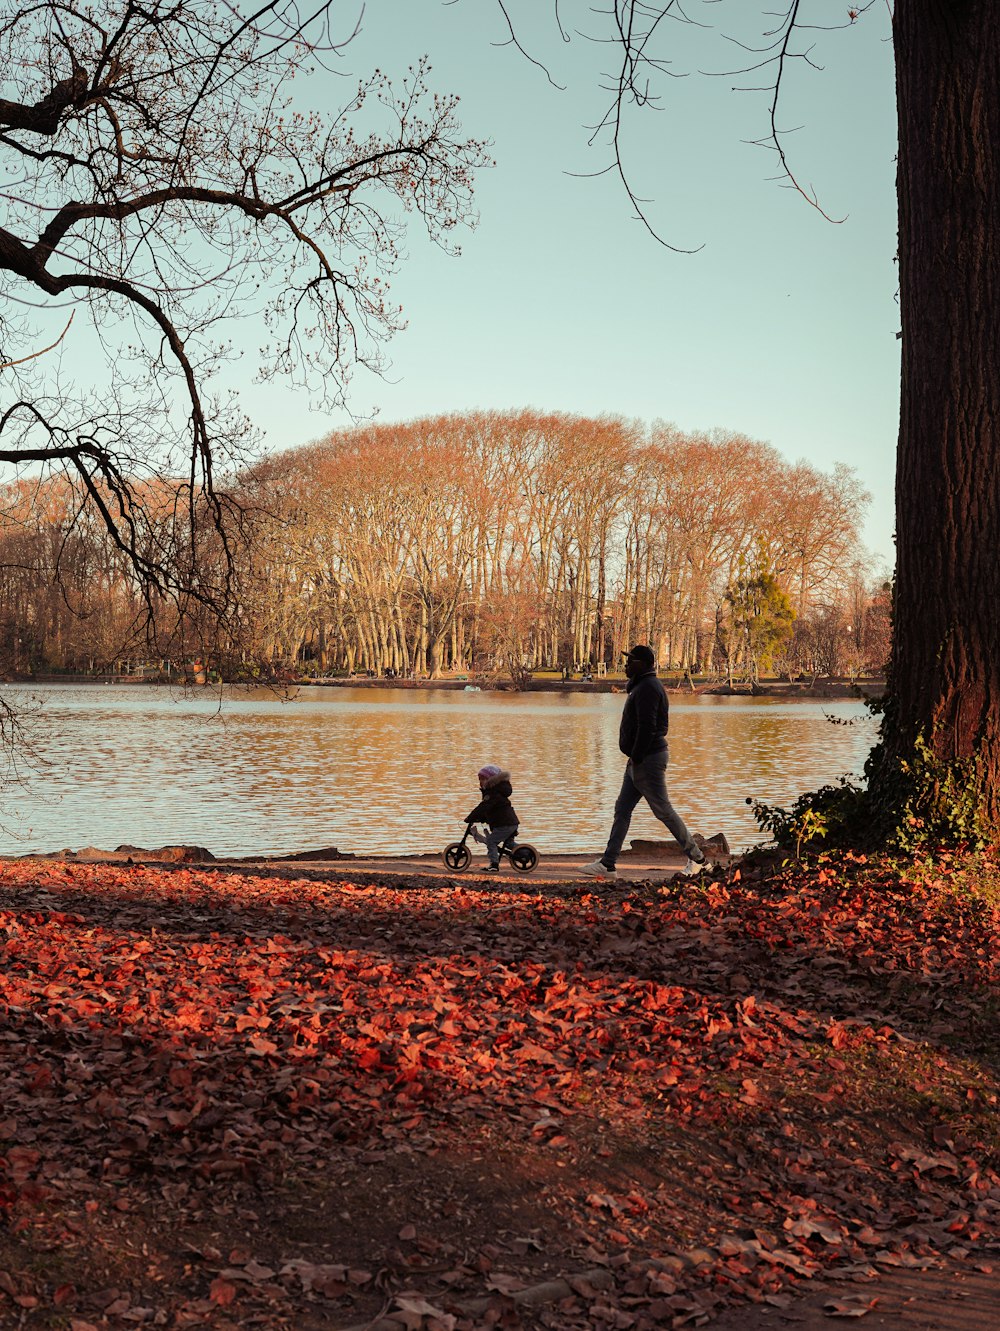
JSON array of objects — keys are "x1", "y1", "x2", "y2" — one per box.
[{"x1": 466, "y1": 763, "x2": 519, "y2": 872}]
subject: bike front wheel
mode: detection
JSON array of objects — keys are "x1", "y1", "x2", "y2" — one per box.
[
  {"x1": 442, "y1": 842, "x2": 471, "y2": 872},
  {"x1": 509, "y1": 844, "x2": 538, "y2": 873}
]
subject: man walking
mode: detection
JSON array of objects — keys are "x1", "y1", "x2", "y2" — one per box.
[{"x1": 580, "y1": 644, "x2": 708, "y2": 880}]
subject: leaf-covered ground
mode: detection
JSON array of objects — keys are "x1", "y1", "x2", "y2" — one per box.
[{"x1": 0, "y1": 851, "x2": 997, "y2": 1329}]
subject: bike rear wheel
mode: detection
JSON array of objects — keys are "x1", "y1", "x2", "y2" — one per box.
[
  {"x1": 442, "y1": 842, "x2": 471, "y2": 871},
  {"x1": 510, "y1": 844, "x2": 538, "y2": 873}
]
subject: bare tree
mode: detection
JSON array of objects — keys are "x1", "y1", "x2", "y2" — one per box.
[
  {"x1": 0, "y1": 0, "x2": 487, "y2": 631},
  {"x1": 771, "y1": 463, "x2": 871, "y2": 619}
]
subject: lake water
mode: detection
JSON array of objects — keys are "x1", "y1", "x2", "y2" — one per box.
[{"x1": 0, "y1": 684, "x2": 878, "y2": 858}]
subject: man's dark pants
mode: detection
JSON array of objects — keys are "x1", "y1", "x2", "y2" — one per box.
[{"x1": 602, "y1": 747, "x2": 700, "y2": 868}]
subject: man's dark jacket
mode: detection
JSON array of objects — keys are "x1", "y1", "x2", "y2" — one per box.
[{"x1": 619, "y1": 669, "x2": 669, "y2": 763}]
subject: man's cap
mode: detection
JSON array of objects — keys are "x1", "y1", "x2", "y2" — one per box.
[{"x1": 625, "y1": 644, "x2": 655, "y2": 668}]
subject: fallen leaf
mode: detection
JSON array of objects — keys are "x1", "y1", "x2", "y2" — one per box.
[
  {"x1": 485, "y1": 1273, "x2": 526, "y2": 1294},
  {"x1": 824, "y1": 1296, "x2": 879, "y2": 1318},
  {"x1": 209, "y1": 1278, "x2": 237, "y2": 1307},
  {"x1": 390, "y1": 1294, "x2": 455, "y2": 1330}
]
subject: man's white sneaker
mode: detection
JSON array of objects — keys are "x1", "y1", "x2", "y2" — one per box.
[
  {"x1": 683, "y1": 856, "x2": 709, "y2": 876},
  {"x1": 579, "y1": 859, "x2": 618, "y2": 879}
]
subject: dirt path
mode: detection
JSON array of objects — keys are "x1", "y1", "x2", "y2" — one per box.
[
  {"x1": 705, "y1": 1261, "x2": 998, "y2": 1329},
  {"x1": 285, "y1": 849, "x2": 723, "y2": 883},
  {"x1": 17, "y1": 845, "x2": 734, "y2": 885}
]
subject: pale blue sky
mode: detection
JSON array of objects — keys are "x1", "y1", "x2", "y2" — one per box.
[{"x1": 244, "y1": 1, "x2": 900, "y2": 560}]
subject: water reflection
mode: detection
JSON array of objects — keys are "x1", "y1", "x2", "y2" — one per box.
[{"x1": 0, "y1": 685, "x2": 878, "y2": 858}]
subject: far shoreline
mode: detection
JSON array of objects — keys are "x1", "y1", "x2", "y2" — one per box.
[
  {"x1": 22, "y1": 673, "x2": 885, "y2": 700},
  {"x1": 293, "y1": 675, "x2": 886, "y2": 701}
]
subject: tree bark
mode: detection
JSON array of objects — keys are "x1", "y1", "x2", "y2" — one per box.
[{"x1": 883, "y1": 1, "x2": 1000, "y2": 825}]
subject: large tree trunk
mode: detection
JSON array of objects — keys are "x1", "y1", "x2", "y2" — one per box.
[{"x1": 881, "y1": 1, "x2": 1000, "y2": 829}]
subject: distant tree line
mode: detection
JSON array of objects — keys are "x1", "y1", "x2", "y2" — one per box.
[
  {"x1": 0, "y1": 475, "x2": 225, "y2": 677},
  {"x1": 0, "y1": 412, "x2": 890, "y2": 684},
  {"x1": 234, "y1": 412, "x2": 889, "y2": 683}
]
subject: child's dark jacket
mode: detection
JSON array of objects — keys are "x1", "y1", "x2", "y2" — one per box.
[{"x1": 466, "y1": 769, "x2": 519, "y2": 828}]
